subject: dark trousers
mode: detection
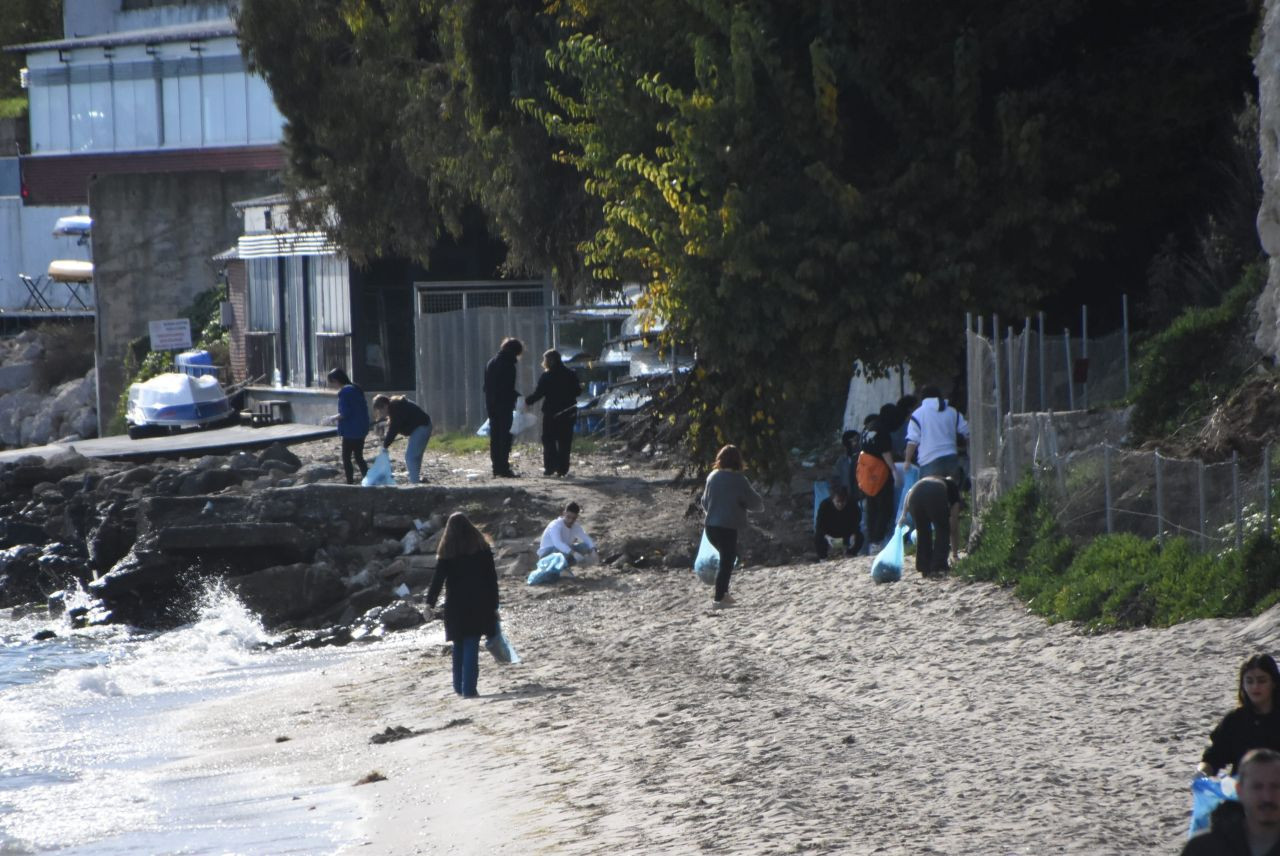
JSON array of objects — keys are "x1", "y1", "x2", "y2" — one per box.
[
  {"x1": 865, "y1": 486, "x2": 895, "y2": 545},
  {"x1": 488, "y1": 408, "x2": 514, "y2": 474},
  {"x1": 542, "y1": 413, "x2": 575, "y2": 475},
  {"x1": 705, "y1": 525, "x2": 737, "y2": 601},
  {"x1": 908, "y1": 485, "x2": 951, "y2": 576},
  {"x1": 452, "y1": 635, "x2": 480, "y2": 696},
  {"x1": 341, "y1": 436, "x2": 368, "y2": 484}
]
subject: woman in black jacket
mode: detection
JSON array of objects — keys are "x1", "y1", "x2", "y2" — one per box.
[
  {"x1": 1198, "y1": 653, "x2": 1280, "y2": 777},
  {"x1": 427, "y1": 513, "x2": 500, "y2": 698},
  {"x1": 524, "y1": 349, "x2": 582, "y2": 477}
]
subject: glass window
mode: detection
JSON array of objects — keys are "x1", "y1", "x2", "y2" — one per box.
[
  {"x1": 221, "y1": 71, "x2": 248, "y2": 145},
  {"x1": 112, "y1": 70, "x2": 137, "y2": 150},
  {"x1": 177, "y1": 58, "x2": 201, "y2": 146},
  {"x1": 46, "y1": 80, "x2": 70, "y2": 153},
  {"x1": 246, "y1": 75, "x2": 283, "y2": 143},
  {"x1": 69, "y1": 76, "x2": 92, "y2": 152},
  {"x1": 28, "y1": 85, "x2": 50, "y2": 153},
  {"x1": 247, "y1": 258, "x2": 278, "y2": 331},
  {"x1": 201, "y1": 68, "x2": 226, "y2": 145},
  {"x1": 89, "y1": 72, "x2": 113, "y2": 151},
  {"x1": 132, "y1": 75, "x2": 159, "y2": 148}
]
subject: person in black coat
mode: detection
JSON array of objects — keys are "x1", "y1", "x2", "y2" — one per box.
[
  {"x1": 427, "y1": 512, "x2": 500, "y2": 698},
  {"x1": 1198, "y1": 653, "x2": 1280, "y2": 778},
  {"x1": 814, "y1": 485, "x2": 864, "y2": 559},
  {"x1": 524, "y1": 349, "x2": 582, "y2": 477},
  {"x1": 483, "y1": 337, "x2": 523, "y2": 478}
]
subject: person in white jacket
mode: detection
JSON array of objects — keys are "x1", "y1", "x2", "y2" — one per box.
[
  {"x1": 904, "y1": 385, "x2": 969, "y2": 479},
  {"x1": 538, "y1": 501, "x2": 597, "y2": 568}
]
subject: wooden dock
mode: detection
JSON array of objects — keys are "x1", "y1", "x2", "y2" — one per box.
[{"x1": 0, "y1": 423, "x2": 336, "y2": 464}]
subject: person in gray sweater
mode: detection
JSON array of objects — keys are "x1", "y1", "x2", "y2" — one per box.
[{"x1": 701, "y1": 444, "x2": 764, "y2": 607}]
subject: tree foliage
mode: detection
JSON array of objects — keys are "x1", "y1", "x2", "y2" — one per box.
[
  {"x1": 239, "y1": 0, "x2": 1259, "y2": 481},
  {"x1": 0, "y1": 0, "x2": 63, "y2": 103}
]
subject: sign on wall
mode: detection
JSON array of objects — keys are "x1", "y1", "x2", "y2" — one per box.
[{"x1": 148, "y1": 319, "x2": 192, "y2": 351}]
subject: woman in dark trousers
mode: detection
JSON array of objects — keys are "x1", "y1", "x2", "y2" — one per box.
[
  {"x1": 899, "y1": 473, "x2": 963, "y2": 577},
  {"x1": 701, "y1": 444, "x2": 763, "y2": 607},
  {"x1": 327, "y1": 367, "x2": 370, "y2": 484},
  {"x1": 427, "y1": 512, "x2": 500, "y2": 698},
  {"x1": 1198, "y1": 653, "x2": 1280, "y2": 778},
  {"x1": 525, "y1": 349, "x2": 582, "y2": 477}
]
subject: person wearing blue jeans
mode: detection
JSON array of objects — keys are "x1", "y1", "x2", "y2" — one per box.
[
  {"x1": 372, "y1": 394, "x2": 433, "y2": 483},
  {"x1": 427, "y1": 512, "x2": 501, "y2": 698}
]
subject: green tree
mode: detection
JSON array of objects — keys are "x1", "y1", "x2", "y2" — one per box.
[
  {"x1": 0, "y1": 0, "x2": 63, "y2": 104},
  {"x1": 236, "y1": 0, "x2": 598, "y2": 288}
]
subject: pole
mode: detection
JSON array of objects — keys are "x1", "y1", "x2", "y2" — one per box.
[
  {"x1": 1021, "y1": 317, "x2": 1030, "y2": 413},
  {"x1": 993, "y1": 315, "x2": 1004, "y2": 490},
  {"x1": 1038, "y1": 311, "x2": 1046, "y2": 411},
  {"x1": 1198, "y1": 460, "x2": 1207, "y2": 553},
  {"x1": 1081, "y1": 305, "x2": 1089, "y2": 410},
  {"x1": 1122, "y1": 294, "x2": 1131, "y2": 397},
  {"x1": 1267, "y1": 444, "x2": 1273, "y2": 539},
  {"x1": 1104, "y1": 444, "x2": 1114, "y2": 535},
  {"x1": 1234, "y1": 451, "x2": 1243, "y2": 552},
  {"x1": 1007, "y1": 330, "x2": 1017, "y2": 478},
  {"x1": 1063, "y1": 329, "x2": 1075, "y2": 411},
  {"x1": 1155, "y1": 452, "x2": 1164, "y2": 546}
]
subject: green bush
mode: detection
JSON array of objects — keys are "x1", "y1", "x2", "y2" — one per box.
[
  {"x1": 960, "y1": 477, "x2": 1073, "y2": 591},
  {"x1": 0, "y1": 97, "x2": 26, "y2": 119},
  {"x1": 1129, "y1": 262, "x2": 1266, "y2": 440}
]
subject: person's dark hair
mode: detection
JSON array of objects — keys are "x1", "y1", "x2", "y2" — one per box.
[
  {"x1": 542, "y1": 349, "x2": 563, "y2": 371},
  {"x1": 437, "y1": 511, "x2": 491, "y2": 559},
  {"x1": 919, "y1": 385, "x2": 945, "y2": 411},
  {"x1": 1239, "y1": 747, "x2": 1280, "y2": 787},
  {"x1": 500, "y1": 337, "x2": 524, "y2": 357},
  {"x1": 327, "y1": 367, "x2": 351, "y2": 386},
  {"x1": 713, "y1": 445, "x2": 744, "y2": 471},
  {"x1": 1238, "y1": 653, "x2": 1280, "y2": 711},
  {"x1": 896, "y1": 394, "x2": 918, "y2": 416},
  {"x1": 878, "y1": 402, "x2": 901, "y2": 431},
  {"x1": 372, "y1": 393, "x2": 390, "y2": 412},
  {"x1": 831, "y1": 485, "x2": 850, "y2": 502},
  {"x1": 564, "y1": 501, "x2": 580, "y2": 515},
  {"x1": 841, "y1": 429, "x2": 859, "y2": 456}
]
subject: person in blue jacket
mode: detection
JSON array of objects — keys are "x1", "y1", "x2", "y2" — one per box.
[{"x1": 327, "y1": 367, "x2": 370, "y2": 484}]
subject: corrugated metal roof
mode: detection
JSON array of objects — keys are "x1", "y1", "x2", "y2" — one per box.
[
  {"x1": 231, "y1": 193, "x2": 290, "y2": 210},
  {"x1": 237, "y1": 232, "x2": 338, "y2": 258},
  {"x1": 5, "y1": 19, "x2": 237, "y2": 54}
]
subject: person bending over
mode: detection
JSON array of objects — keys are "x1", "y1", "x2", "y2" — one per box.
[
  {"x1": 372, "y1": 394, "x2": 433, "y2": 484},
  {"x1": 1199, "y1": 654, "x2": 1280, "y2": 779},
  {"x1": 814, "y1": 485, "x2": 864, "y2": 560},
  {"x1": 538, "y1": 501, "x2": 597, "y2": 569},
  {"x1": 898, "y1": 472, "x2": 964, "y2": 577}
]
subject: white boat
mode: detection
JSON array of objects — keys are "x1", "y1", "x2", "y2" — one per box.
[{"x1": 125, "y1": 372, "x2": 234, "y2": 439}]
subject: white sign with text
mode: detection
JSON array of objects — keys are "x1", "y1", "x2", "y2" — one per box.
[{"x1": 148, "y1": 319, "x2": 192, "y2": 351}]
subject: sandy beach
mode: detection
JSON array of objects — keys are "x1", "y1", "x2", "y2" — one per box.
[{"x1": 167, "y1": 441, "x2": 1277, "y2": 855}]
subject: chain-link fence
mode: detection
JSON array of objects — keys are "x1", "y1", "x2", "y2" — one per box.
[{"x1": 966, "y1": 312, "x2": 1276, "y2": 552}]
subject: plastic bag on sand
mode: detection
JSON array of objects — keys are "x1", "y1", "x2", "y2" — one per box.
[
  {"x1": 527, "y1": 552, "x2": 566, "y2": 585},
  {"x1": 1189, "y1": 776, "x2": 1237, "y2": 837},
  {"x1": 485, "y1": 620, "x2": 521, "y2": 664},
  {"x1": 693, "y1": 531, "x2": 720, "y2": 585},
  {"x1": 870, "y1": 525, "x2": 907, "y2": 583},
  {"x1": 362, "y1": 450, "x2": 396, "y2": 486}
]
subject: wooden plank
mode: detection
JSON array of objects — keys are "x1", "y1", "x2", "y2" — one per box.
[{"x1": 0, "y1": 422, "x2": 336, "y2": 464}]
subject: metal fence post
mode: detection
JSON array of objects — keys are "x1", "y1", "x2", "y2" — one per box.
[
  {"x1": 1104, "y1": 444, "x2": 1114, "y2": 534},
  {"x1": 1006, "y1": 330, "x2": 1017, "y2": 479},
  {"x1": 1021, "y1": 318, "x2": 1030, "y2": 413},
  {"x1": 1063, "y1": 329, "x2": 1075, "y2": 410},
  {"x1": 1234, "y1": 451, "x2": 1243, "y2": 551},
  {"x1": 1038, "y1": 311, "x2": 1046, "y2": 410},
  {"x1": 1267, "y1": 443, "x2": 1273, "y2": 539},
  {"x1": 1122, "y1": 294, "x2": 1131, "y2": 397},
  {"x1": 1155, "y1": 452, "x2": 1164, "y2": 546},
  {"x1": 993, "y1": 315, "x2": 1003, "y2": 490},
  {"x1": 1081, "y1": 305, "x2": 1089, "y2": 410},
  {"x1": 1198, "y1": 460, "x2": 1207, "y2": 553}
]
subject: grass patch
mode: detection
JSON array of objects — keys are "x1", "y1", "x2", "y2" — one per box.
[
  {"x1": 432, "y1": 432, "x2": 601, "y2": 456},
  {"x1": 0, "y1": 98, "x2": 26, "y2": 119},
  {"x1": 957, "y1": 475, "x2": 1280, "y2": 629}
]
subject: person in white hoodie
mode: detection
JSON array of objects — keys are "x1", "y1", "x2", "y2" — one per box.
[
  {"x1": 904, "y1": 385, "x2": 969, "y2": 479},
  {"x1": 538, "y1": 501, "x2": 597, "y2": 568}
]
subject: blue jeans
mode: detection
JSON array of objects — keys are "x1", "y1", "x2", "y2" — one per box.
[
  {"x1": 919, "y1": 453, "x2": 960, "y2": 480},
  {"x1": 405, "y1": 423, "x2": 433, "y2": 483},
  {"x1": 452, "y1": 635, "x2": 480, "y2": 696}
]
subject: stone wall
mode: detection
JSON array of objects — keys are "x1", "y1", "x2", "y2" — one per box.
[
  {"x1": 1256, "y1": 0, "x2": 1280, "y2": 357},
  {"x1": 88, "y1": 169, "x2": 279, "y2": 434}
]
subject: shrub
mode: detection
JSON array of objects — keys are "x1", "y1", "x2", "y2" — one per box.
[
  {"x1": 1129, "y1": 262, "x2": 1266, "y2": 440},
  {"x1": 959, "y1": 477, "x2": 1073, "y2": 590}
]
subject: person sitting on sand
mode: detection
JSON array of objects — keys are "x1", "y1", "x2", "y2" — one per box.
[
  {"x1": 897, "y1": 471, "x2": 965, "y2": 577},
  {"x1": 427, "y1": 512, "x2": 500, "y2": 699},
  {"x1": 701, "y1": 444, "x2": 763, "y2": 608},
  {"x1": 537, "y1": 501, "x2": 597, "y2": 569},
  {"x1": 1183, "y1": 747, "x2": 1280, "y2": 855},
  {"x1": 814, "y1": 485, "x2": 864, "y2": 560},
  {"x1": 1198, "y1": 654, "x2": 1280, "y2": 779}
]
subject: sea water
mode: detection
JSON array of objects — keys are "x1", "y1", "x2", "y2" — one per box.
[{"x1": 0, "y1": 585, "x2": 363, "y2": 854}]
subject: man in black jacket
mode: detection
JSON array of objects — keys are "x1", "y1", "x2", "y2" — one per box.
[
  {"x1": 525, "y1": 348, "x2": 582, "y2": 476},
  {"x1": 483, "y1": 337, "x2": 523, "y2": 477},
  {"x1": 1183, "y1": 748, "x2": 1280, "y2": 855}
]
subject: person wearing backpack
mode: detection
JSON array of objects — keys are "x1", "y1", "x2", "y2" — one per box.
[
  {"x1": 857, "y1": 404, "x2": 899, "y2": 550},
  {"x1": 904, "y1": 386, "x2": 969, "y2": 479}
]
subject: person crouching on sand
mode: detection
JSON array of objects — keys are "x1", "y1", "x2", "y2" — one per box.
[
  {"x1": 1198, "y1": 653, "x2": 1280, "y2": 779},
  {"x1": 537, "y1": 501, "x2": 597, "y2": 573},
  {"x1": 427, "y1": 513, "x2": 500, "y2": 698},
  {"x1": 700, "y1": 444, "x2": 763, "y2": 608}
]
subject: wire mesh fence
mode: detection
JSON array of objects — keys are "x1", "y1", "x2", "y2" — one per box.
[{"x1": 965, "y1": 311, "x2": 1275, "y2": 553}]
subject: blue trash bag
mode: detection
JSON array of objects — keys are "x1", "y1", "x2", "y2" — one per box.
[
  {"x1": 485, "y1": 620, "x2": 521, "y2": 665},
  {"x1": 693, "y1": 531, "x2": 720, "y2": 585},
  {"x1": 870, "y1": 525, "x2": 908, "y2": 583},
  {"x1": 812, "y1": 480, "x2": 830, "y2": 530},
  {"x1": 527, "y1": 552, "x2": 566, "y2": 585},
  {"x1": 361, "y1": 449, "x2": 396, "y2": 486},
  {"x1": 1189, "y1": 776, "x2": 1237, "y2": 837},
  {"x1": 894, "y1": 465, "x2": 920, "y2": 529}
]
